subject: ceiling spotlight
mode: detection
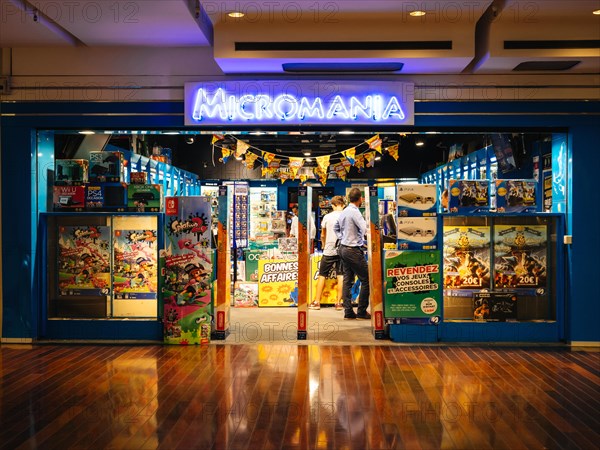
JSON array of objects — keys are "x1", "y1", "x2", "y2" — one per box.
[
  {"x1": 163, "y1": 131, "x2": 179, "y2": 135},
  {"x1": 303, "y1": 151, "x2": 311, "y2": 156},
  {"x1": 228, "y1": 11, "x2": 244, "y2": 18},
  {"x1": 186, "y1": 137, "x2": 195, "y2": 144},
  {"x1": 339, "y1": 130, "x2": 355, "y2": 135},
  {"x1": 78, "y1": 130, "x2": 95, "y2": 135},
  {"x1": 416, "y1": 141, "x2": 425, "y2": 147},
  {"x1": 410, "y1": 10, "x2": 426, "y2": 17},
  {"x1": 375, "y1": 156, "x2": 381, "y2": 161},
  {"x1": 235, "y1": 156, "x2": 243, "y2": 161},
  {"x1": 305, "y1": 158, "x2": 312, "y2": 162},
  {"x1": 593, "y1": 9, "x2": 600, "y2": 15}
]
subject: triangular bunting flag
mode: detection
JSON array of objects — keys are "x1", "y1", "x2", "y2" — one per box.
[
  {"x1": 367, "y1": 134, "x2": 383, "y2": 153},
  {"x1": 288, "y1": 157, "x2": 304, "y2": 179},
  {"x1": 268, "y1": 158, "x2": 281, "y2": 169},
  {"x1": 387, "y1": 143, "x2": 399, "y2": 161},
  {"x1": 355, "y1": 154, "x2": 365, "y2": 172},
  {"x1": 313, "y1": 167, "x2": 328, "y2": 186},
  {"x1": 211, "y1": 134, "x2": 224, "y2": 144},
  {"x1": 279, "y1": 171, "x2": 290, "y2": 184},
  {"x1": 334, "y1": 163, "x2": 347, "y2": 181},
  {"x1": 220, "y1": 147, "x2": 231, "y2": 163},
  {"x1": 364, "y1": 151, "x2": 376, "y2": 167},
  {"x1": 340, "y1": 157, "x2": 352, "y2": 173},
  {"x1": 235, "y1": 140, "x2": 250, "y2": 158},
  {"x1": 342, "y1": 148, "x2": 356, "y2": 165},
  {"x1": 316, "y1": 155, "x2": 330, "y2": 173},
  {"x1": 263, "y1": 152, "x2": 276, "y2": 165},
  {"x1": 244, "y1": 152, "x2": 259, "y2": 169}
]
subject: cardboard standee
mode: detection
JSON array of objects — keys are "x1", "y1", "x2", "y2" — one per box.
[
  {"x1": 365, "y1": 186, "x2": 386, "y2": 339},
  {"x1": 297, "y1": 186, "x2": 312, "y2": 340},
  {"x1": 214, "y1": 185, "x2": 232, "y2": 339}
]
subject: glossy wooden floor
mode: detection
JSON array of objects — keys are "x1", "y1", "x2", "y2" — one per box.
[{"x1": 1, "y1": 344, "x2": 599, "y2": 450}]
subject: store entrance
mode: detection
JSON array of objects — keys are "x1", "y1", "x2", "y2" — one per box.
[{"x1": 39, "y1": 129, "x2": 565, "y2": 344}]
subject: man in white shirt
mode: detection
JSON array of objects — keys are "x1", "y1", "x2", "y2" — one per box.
[{"x1": 309, "y1": 196, "x2": 345, "y2": 310}]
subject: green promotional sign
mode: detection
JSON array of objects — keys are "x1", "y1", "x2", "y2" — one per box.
[
  {"x1": 384, "y1": 250, "x2": 441, "y2": 320},
  {"x1": 244, "y1": 250, "x2": 263, "y2": 282}
]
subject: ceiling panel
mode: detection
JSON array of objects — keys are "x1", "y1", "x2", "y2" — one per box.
[{"x1": 477, "y1": 0, "x2": 600, "y2": 73}]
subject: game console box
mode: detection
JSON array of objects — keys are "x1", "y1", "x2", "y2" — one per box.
[
  {"x1": 89, "y1": 151, "x2": 125, "y2": 183},
  {"x1": 127, "y1": 184, "x2": 162, "y2": 212},
  {"x1": 495, "y1": 179, "x2": 537, "y2": 213},
  {"x1": 53, "y1": 186, "x2": 85, "y2": 211},
  {"x1": 86, "y1": 183, "x2": 128, "y2": 211},
  {"x1": 396, "y1": 183, "x2": 438, "y2": 217},
  {"x1": 54, "y1": 159, "x2": 88, "y2": 186},
  {"x1": 396, "y1": 217, "x2": 438, "y2": 250},
  {"x1": 129, "y1": 172, "x2": 148, "y2": 184},
  {"x1": 448, "y1": 180, "x2": 490, "y2": 213}
]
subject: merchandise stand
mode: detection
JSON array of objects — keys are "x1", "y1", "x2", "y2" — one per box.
[
  {"x1": 365, "y1": 186, "x2": 386, "y2": 339},
  {"x1": 296, "y1": 186, "x2": 312, "y2": 340},
  {"x1": 214, "y1": 185, "x2": 232, "y2": 340}
]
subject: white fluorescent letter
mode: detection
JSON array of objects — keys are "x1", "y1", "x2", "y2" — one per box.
[
  {"x1": 273, "y1": 95, "x2": 299, "y2": 120},
  {"x1": 350, "y1": 96, "x2": 372, "y2": 120},
  {"x1": 297, "y1": 97, "x2": 324, "y2": 120},
  {"x1": 238, "y1": 95, "x2": 256, "y2": 120},
  {"x1": 326, "y1": 95, "x2": 349, "y2": 119},
  {"x1": 192, "y1": 88, "x2": 228, "y2": 121},
  {"x1": 382, "y1": 96, "x2": 405, "y2": 120}
]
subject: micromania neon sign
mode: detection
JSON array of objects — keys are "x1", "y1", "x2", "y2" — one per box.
[{"x1": 184, "y1": 81, "x2": 414, "y2": 126}]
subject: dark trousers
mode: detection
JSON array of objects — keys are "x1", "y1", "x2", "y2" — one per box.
[{"x1": 338, "y1": 245, "x2": 370, "y2": 315}]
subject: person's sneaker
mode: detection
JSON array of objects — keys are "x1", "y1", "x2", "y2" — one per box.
[
  {"x1": 356, "y1": 312, "x2": 372, "y2": 320},
  {"x1": 308, "y1": 301, "x2": 320, "y2": 310},
  {"x1": 344, "y1": 312, "x2": 357, "y2": 319},
  {"x1": 334, "y1": 303, "x2": 343, "y2": 311}
]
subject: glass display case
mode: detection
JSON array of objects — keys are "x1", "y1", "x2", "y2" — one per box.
[
  {"x1": 43, "y1": 213, "x2": 161, "y2": 319},
  {"x1": 443, "y1": 214, "x2": 558, "y2": 324}
]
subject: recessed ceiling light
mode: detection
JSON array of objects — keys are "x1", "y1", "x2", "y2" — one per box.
[
  {"x1": 235, "y1": 156, "x2": 243, "y2": 161},
  {"x1": 303, "y1": 151, "x2": 311, "y2": 156},
  {"x1": 410, "y1": 10, "x2": 426, "y2": 17},
  {"x1": 375, "y1": 156, "x2": 381, "y2": 161},
  {"x1": 78, "y1": 130, "x2": 95, "y2": 135},
  {"x1": 339, "y1": 130, "x2": 355, "y2": 135},
  {"x1": 416, "y1": 141, "x2": 425, "y2": 147},
  {"x1": 305, "y1": 158, "x2": 312, "y2": 162},
  {"x1": 593, "y1": 9, "x2": 600, "y2": 15},
  {"x1": 228, "y1": 11, "x2": 244, "y2": 18},
  {"x1": 163, "y1": 131, "x2": 179, "y2": 135}
]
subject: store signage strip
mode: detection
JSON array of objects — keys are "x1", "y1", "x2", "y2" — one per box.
[{"x1": 184, "y1": 81, "x2": 414, "y2": 126}]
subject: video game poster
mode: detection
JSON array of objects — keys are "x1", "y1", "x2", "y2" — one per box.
[
  {"x1": 443, "y1": 226, "x2": 491, "y2": 291},
  {"x1": 493, "y1": 225, "x2": 547, "y2": 289},
  {"x1": 57, "y1": 225, "x2": 111, "y2": 296},
  {"x1": 113, "y1": 229, "x2": 158, "y2": 299}
]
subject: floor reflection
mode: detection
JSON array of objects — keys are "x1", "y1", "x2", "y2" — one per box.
[{"x1": 0, "y1": 344, "x2": 598, "y2": 449}]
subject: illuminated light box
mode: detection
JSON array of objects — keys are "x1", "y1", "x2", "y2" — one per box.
[{"x1": 184, "y1": 80, "x2": 414, "y2": 126}]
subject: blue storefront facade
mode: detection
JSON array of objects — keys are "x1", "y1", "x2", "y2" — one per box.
[{"x1": 1, "y1": 99, "x2": 599, "y2": 344}]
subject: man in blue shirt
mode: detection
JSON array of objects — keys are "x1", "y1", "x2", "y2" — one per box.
[{"x1": 334, "y1": 188, "x2": 371, "y2": 320}]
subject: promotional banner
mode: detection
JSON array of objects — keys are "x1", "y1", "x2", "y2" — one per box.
[
  {"x1": 384, "y1": 250, "x2": 441, "y2": 321},
  {"x1": 493, "y1": 225, "x2": 547, "y2": 289},
  {"x1": 113, "y1": 229, "x2": 158, "y2": 299},
  {"x1": 258, "y1": 259, "x2": 298, "y2": 307},
  {"x1": 57, "y1": 225, "x2": 111, "y2": 296},
  {"x1": 161, "y1": 196, "x2": 214, "y2": 344}
]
